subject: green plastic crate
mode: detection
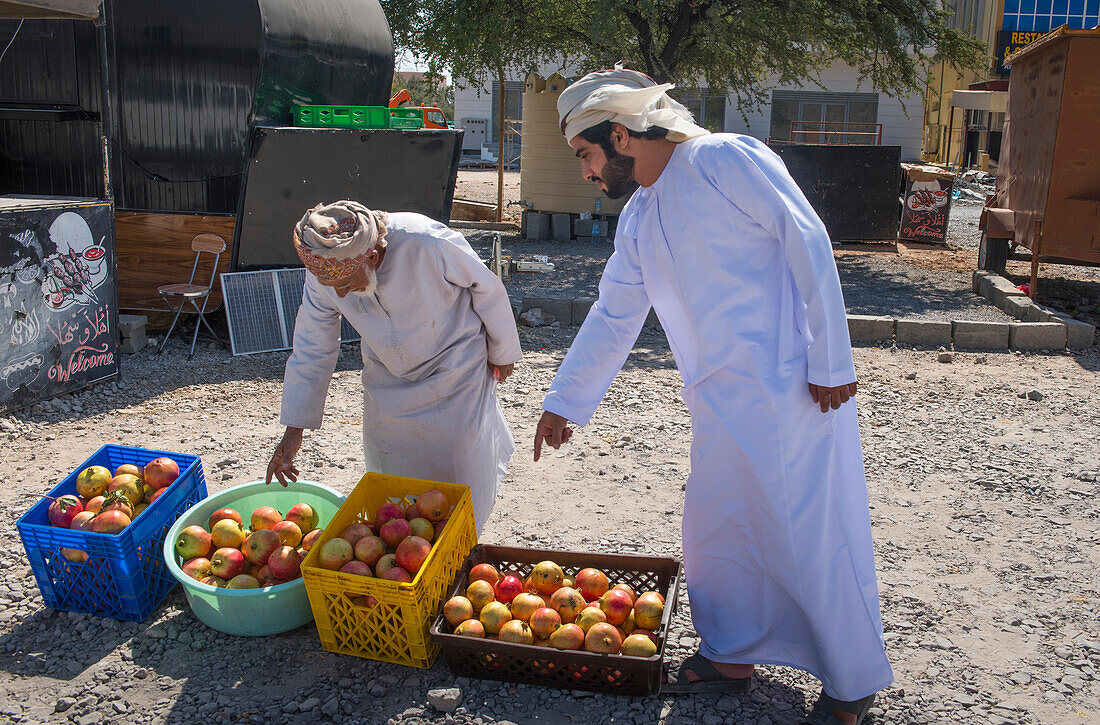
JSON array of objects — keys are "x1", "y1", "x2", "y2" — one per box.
[
  {"x1": 389, "y1": 108, "x2": 424, "y2": 129},
  {"x1": 294, "y1": 105, "x2": 389, "y2": 129}
]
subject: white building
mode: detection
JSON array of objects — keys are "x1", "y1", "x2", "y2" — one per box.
[{"x1": 453, "y1": 62, "x2": 924, "y2": 162}]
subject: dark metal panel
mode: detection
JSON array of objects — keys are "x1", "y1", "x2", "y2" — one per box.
[
  {"x1": 234, "y1": 127, "x2": 463, "y2": 270},
  {"x1": 769, "y1": 144, "x2": 902, "y2": 242},
  {"x1": 106, "y1": 0, "x2": 262, "y2": 214}
]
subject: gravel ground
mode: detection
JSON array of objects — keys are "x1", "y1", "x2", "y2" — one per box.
[{"x1": 1, "y1": 175, "x2": 1099, "y2": 725}]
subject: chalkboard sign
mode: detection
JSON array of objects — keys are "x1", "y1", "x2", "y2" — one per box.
[
  {"x1": 0, "y1": 198, "x2": 118, "y2": 412},
  {"x1": 899, "y1": 175, "x2": 953, "y2": 244}
]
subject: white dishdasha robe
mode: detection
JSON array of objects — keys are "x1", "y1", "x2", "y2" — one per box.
[
  {"x1": 541, "y1": 134, "x2": 893, "y2": 699},
  {"x1": 281, "y1": 212, "x2": 522, "y2": 532}
]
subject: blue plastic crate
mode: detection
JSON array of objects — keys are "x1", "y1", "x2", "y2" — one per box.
[{"x1": 17, "y1": 445, "x2": 207, "y2": 621}]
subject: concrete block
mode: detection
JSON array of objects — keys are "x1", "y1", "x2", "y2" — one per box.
[
  {"x1": 846, "y1": 314, "x2": 894, "y2": 344},
  {"x1": 978, "y1": 275, "x2": 997, "y2": 301},
  {"x1": 1023, "y1": 303, "x2": 1056, "y2": 322},
  {"x1": 574, "y1": 219, "x2": 596, "y2": 236},
  {"x1": 572, "y1": 298, "x2": 595, "y2": 324},
  {"x1": 990, "y1": 279, "x2": 1026, "y2": 308},
  {"x1": 952, "y1": 320, "x2": 1009, "y2": 350},
  {"x1": 1054, "y1": 315, "x2": 1096, "y2": 349},
  {"x1": 895, "y1": 318, "x2": 952, "y2": 347},
  {"x1": 972, "y1": 270, "x2": 990, "y2": 294},
  {"x1": 521, "y1": 296, "x2": 573, "y2": 324},
  {"x1": 118, "y1": 314, "x2": 147, "y2": 337},
  {"x1": 118, "y1": 330, "x2": 147, "y2": 354},
  {"x1": 1009, "y1": 322, "x2": 1066, "y2": 351},
  {"x1": 551, "y1": 213, "x2": 572, "y2": 242},
  {"x1": 524, "y1": 211, "x2": 550, "y2": 241},
  {"x1": 1001, "y1": 295, "x2": 1034, "y2": 320}
]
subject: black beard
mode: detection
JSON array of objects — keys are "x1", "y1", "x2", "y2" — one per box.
[{"x1": 597, "y1": 150, "x2": 640, "y2": 200}]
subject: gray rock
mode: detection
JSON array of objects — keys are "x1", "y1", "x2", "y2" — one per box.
[
  {"x1": 428, "y1": 687, "x2": 463, "y2": 713},
  {"x1": 298, "y1": 697, "x2": 320, "y2": 711},
  {"x1": 937, "y1": 350, "x2": 954, "y2": 363},
  {"x1": 54, "y1": 698, "x2": 76, "y2": 713},
  {"x1": 519, "y1": 308, "x2": 556, "y2": 327},
  {"x1": 1027, "y1": 389, "x2": 1044, "y2": 401},
  {"x1": 322, "y1": 697, "x2": 340, "y2": 717}
]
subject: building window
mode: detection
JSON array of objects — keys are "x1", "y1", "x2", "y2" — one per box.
[
  {"x1": 670, "y1": 91, "x2": 727, "y2": 132},
  {"x1": 770, "y1": 91, "x2": 879, "y2": 144},
  {"x1": 1002, "y1": 0, "x2": 1099, "y2": 31},
  {"x1": 490, "y1": 81, "x2": 523, "y2": 144}
]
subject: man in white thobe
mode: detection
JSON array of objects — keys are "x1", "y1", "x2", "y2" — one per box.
[
  {"x1": 268, "y1": 201, "x2": 521, "y2": 531},
  {"x1": 533, "y1": 70, "x2": 892, "y2": 725}
]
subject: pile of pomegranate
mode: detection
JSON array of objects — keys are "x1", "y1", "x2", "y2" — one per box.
[
  {"x1": 313, "y1": 489, "x2": 452, "y2": 606},
  {"x1": 48, "y1": 458, "x2": 181, "y2": 563},
  {"x1": 173, "y1": 501, "x2": 322, "y2": 588},
  {"x1": 443, "y1": 560, "x2": 665, "y2": 658}
]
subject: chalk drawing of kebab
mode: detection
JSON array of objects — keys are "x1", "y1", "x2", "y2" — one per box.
[{"x1": 42, "y1": 246, "x2": 99, "y2": 309}]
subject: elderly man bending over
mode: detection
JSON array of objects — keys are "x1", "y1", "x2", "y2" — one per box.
[{"x1": 267, "y1": 201, "x2": 521, "y2": 531}]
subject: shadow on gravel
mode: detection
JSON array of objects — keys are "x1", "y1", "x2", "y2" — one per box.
[
  {"x1": 0, "y1": 608, "x2": 133, "y2": 680},
  {"x1": 836, "y1": 255, "x2": 1002, "y2": 320}
]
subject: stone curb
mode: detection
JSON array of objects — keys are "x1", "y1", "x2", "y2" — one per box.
[
  {"x1": 518, "y1": 294, "x2": 1090, "y2": 353},
  {"x1": 972, "y1": 271, "x2": 1096, "y2": 350}
]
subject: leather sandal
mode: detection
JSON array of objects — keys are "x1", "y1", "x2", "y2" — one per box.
[
  {"x1": 661, "y1": 652, "x2": 753, "y2": 694},
  {"x1": 801, "y1": 691, "x2": 877, "y2": 725}
]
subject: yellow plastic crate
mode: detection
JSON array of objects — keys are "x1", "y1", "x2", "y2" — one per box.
[{"x1": 301, "y1": 473, "x2": 476, "y2": 668}]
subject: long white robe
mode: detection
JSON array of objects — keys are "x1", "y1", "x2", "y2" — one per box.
[
  {"x1": 542, "y1": 135, "x2": 893, "y2": 700},
  {"x1": 281, "y1": 212, "x2": 522, "y2": 531}
]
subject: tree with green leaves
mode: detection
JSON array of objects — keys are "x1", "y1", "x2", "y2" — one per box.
[{"x1": 381, "y1": 0, "x2": 987, "y2": 109}]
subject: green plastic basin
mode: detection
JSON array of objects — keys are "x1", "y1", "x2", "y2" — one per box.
[{"x1": 163, "y1": 480, "x2": 344, "y2": 636}]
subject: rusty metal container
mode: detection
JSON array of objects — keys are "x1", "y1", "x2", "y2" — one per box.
[{"x1": 1000, "y1": 27, "x2": 1100, "y2": 264}]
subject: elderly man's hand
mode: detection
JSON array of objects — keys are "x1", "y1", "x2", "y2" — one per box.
[
  {"x1": 489, "y1": 362, "x2": 514, "y2": 383},
  {"x1": 808, "y1": 381, "x2": 857, "y2": 412},
  {"x1": 266, "y1": 427, "x2": 303, "y2": 487}
]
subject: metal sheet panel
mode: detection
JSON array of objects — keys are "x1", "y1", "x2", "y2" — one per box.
[
  {"x1": 0, "y1": 0, "x2": 100, "y2": 19},
  {"x1": 233, "y1": 126, "x2": 463, "y2": 269}
]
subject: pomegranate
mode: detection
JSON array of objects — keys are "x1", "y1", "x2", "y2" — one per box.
[
  {"x1": 374, "y1": 502, "x2": 405, "y2": 528},
  {"x1": 379, "y1": 518, "x2": 412, "y2": 547},
  {"x1": 301, "y1": 528, "x2": 323, "y2": 551},
  {"x1": 530, "y1": 560, "x2": 565, "y2": 595},
  {"x1": 75, "y1": 465, "x2": 111, "y2": 499},
  {"x1": 227, "y1": 574, "x2": 260, "y2": 589},
  {"x1": 100, "y1": 491, "x2": 134, "y2": 518},
  {"x1": 574, "y1": 568, "x2": 610, "y2": 601},
  {"x1": 381, "y1": 566, "x2": 412, "y2": 583},
  {"x1": 408, "y1": 517, "x2": 435, "y2": 541},
  {"x1": 210, "y1": 518, "x2": 246, "y2": 549},
  {"x1": 633, "y1": 592, "x2": 665, "y2": 630},
  {"x1": 339, "y1": 560, "x2": 373, "y2": 576},
  {"x1": 494, "y1": 574, "x2": 524, "y2": 604},
  {"x1": 84, "y1": 495, "x2": 105, "y2": 515},
  {"x1": 621, "y1": 610, "x2": 637, "y2": 635},
  {"x1": 340, "y1": 522, "x2": 373, "y2": 548},
  {"x1": 574, "y1": 607, "x2": 608, "y2": 633},
  {"x1": 633, "y1": 628, "x2": 660, "y2": 646},
  {"x1": 250, "y1": 506, "x2": 282, "y2": 531},
  {"x1": 69, "y1": 511, "x2": 96, "y2": 531},
  {"x1": 455, "y1": 619, "x2": 485, "y2": 638},
  {"x1": 350, "y1": 594, "x2": 378, "y2": 608},
  {"x1": 241, "y1": 529, "x2": 281, "y2": 566},
  {"x1": 114, "y1": 463, "x2": 142, "y2": 479},
  {"x1": 404, "y1": 502, "x2": 420, "y2": 520},
  {"x1": 200, "y1": 575, "x2": 227, "y2": 587},
  {"x1": 353, "y1": 535, "x2": 386, "y2": 567},
  {"x1": 60, "y1": 547, "x2": 88, "y2": 564},
  {"x1": 469, "y1": 563, "x2": 500, "y2": 587},
  {"x1": 562, "y1": 577, "x2": 574, "y2": 588},
  {"x1": 499, "y1": 619, "x2": 535, "y2": 645},
  {"x1": 48, "y1": 495, "x2": 83, "y2": 528},
  {"x1": 599, "y1": 589, "x2": 634, "y2": 626},
  {"x1": 550, "y1": 587, "x2": 586, "y2": 623},
  {"x1": 175, "y1": 525, "x2": 212, "y2": 559},
  {"x1": 256, "y1": 565, "x2": 272, "y2": 583},
  {"x1": 395, "y1": 535, "x2": 432, "y2": 575},
  {"x1": 610, "y1": 583, "x2": 637, "y2": 606},
  {"x1": 132, "y1": 503, "x2": 148, "y2": 520},
  {"x1": 479, "y1": 601, "x2": 512, "y2": 635},
  {"x1": 317, "y1": 537, "x2": 354, "y2": 570},
  {"x1": 210, "y1": 547, "x2": 248, "y2": 580},
  {"x1": 209, "y1": 508, "x2": 243, "y2": 529},
  {"x1": 143, "y1": 457, "x2": 179, "y2": 489},
  {"x1": 107, "y1": 474, "x2": 143, "y2": 506},
  {"x1": 149, "y1": 488, "x2": 168, "y2": 504},
  {"x1": 621, "y1": 632, "x2": 658, "y2": 657},
  {"x1": 374, "y1": 553, "x2": 398, "y2": 577},
  {"x1": 415, "y1": 489, "x2": 449, "y2": 522},
  {"x1": 584, "y1": 622, "x2": 623, "y2": 654},
  {"x1": 443, "y1": 596, "x2": 475, "y2": 626},
  {"x1": 285, "y1": 502, "x2": 318, "y2": 533},
  {"x1": 529, "y1": 607, "x2": 562, "y2": 639},
  {"x1": 509, "y1": 592, "x2": 544, "y2": 622},
  {"x1": 141, "y1": 483, "x2": 157, "y2": 504},
  {"x1": 268, "y1": 546, "x2": 303, "y2": 580},
  {"x1": 466, "y1": 579, "x2": 495, "y2": 612},
  {"x1": 549, "y1": 623, "x2": 585, "y2": 650},
  {"x1": 181, "y1": 557, "x2": 212, "y2": 581}
]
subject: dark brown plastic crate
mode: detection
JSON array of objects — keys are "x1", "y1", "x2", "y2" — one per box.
[{"x1": 429, "y1": 544, "x2": 682, "y2": 697}]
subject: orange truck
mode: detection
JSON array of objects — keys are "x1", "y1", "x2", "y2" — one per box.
[{"x1": 388, "y1": 90, "x2": 449, "y2": 129}]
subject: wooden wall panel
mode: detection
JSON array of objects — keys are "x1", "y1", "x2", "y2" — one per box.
[{"x1": 114, "y1": 212, "x2": 235, "y2": 312}]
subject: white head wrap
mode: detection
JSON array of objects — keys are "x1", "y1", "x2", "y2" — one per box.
[{"x1": 557, "y1": 67, "x2": 710, "y2": 143}]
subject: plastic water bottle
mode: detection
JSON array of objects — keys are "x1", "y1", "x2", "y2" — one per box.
[{"x1": 592, "y1": 197, "x2": 602, "y2": 245}]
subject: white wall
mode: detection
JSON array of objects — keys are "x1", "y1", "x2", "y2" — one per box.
[{"x1": 454, "y1": 62, "x2": 925, "y2": 160}]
